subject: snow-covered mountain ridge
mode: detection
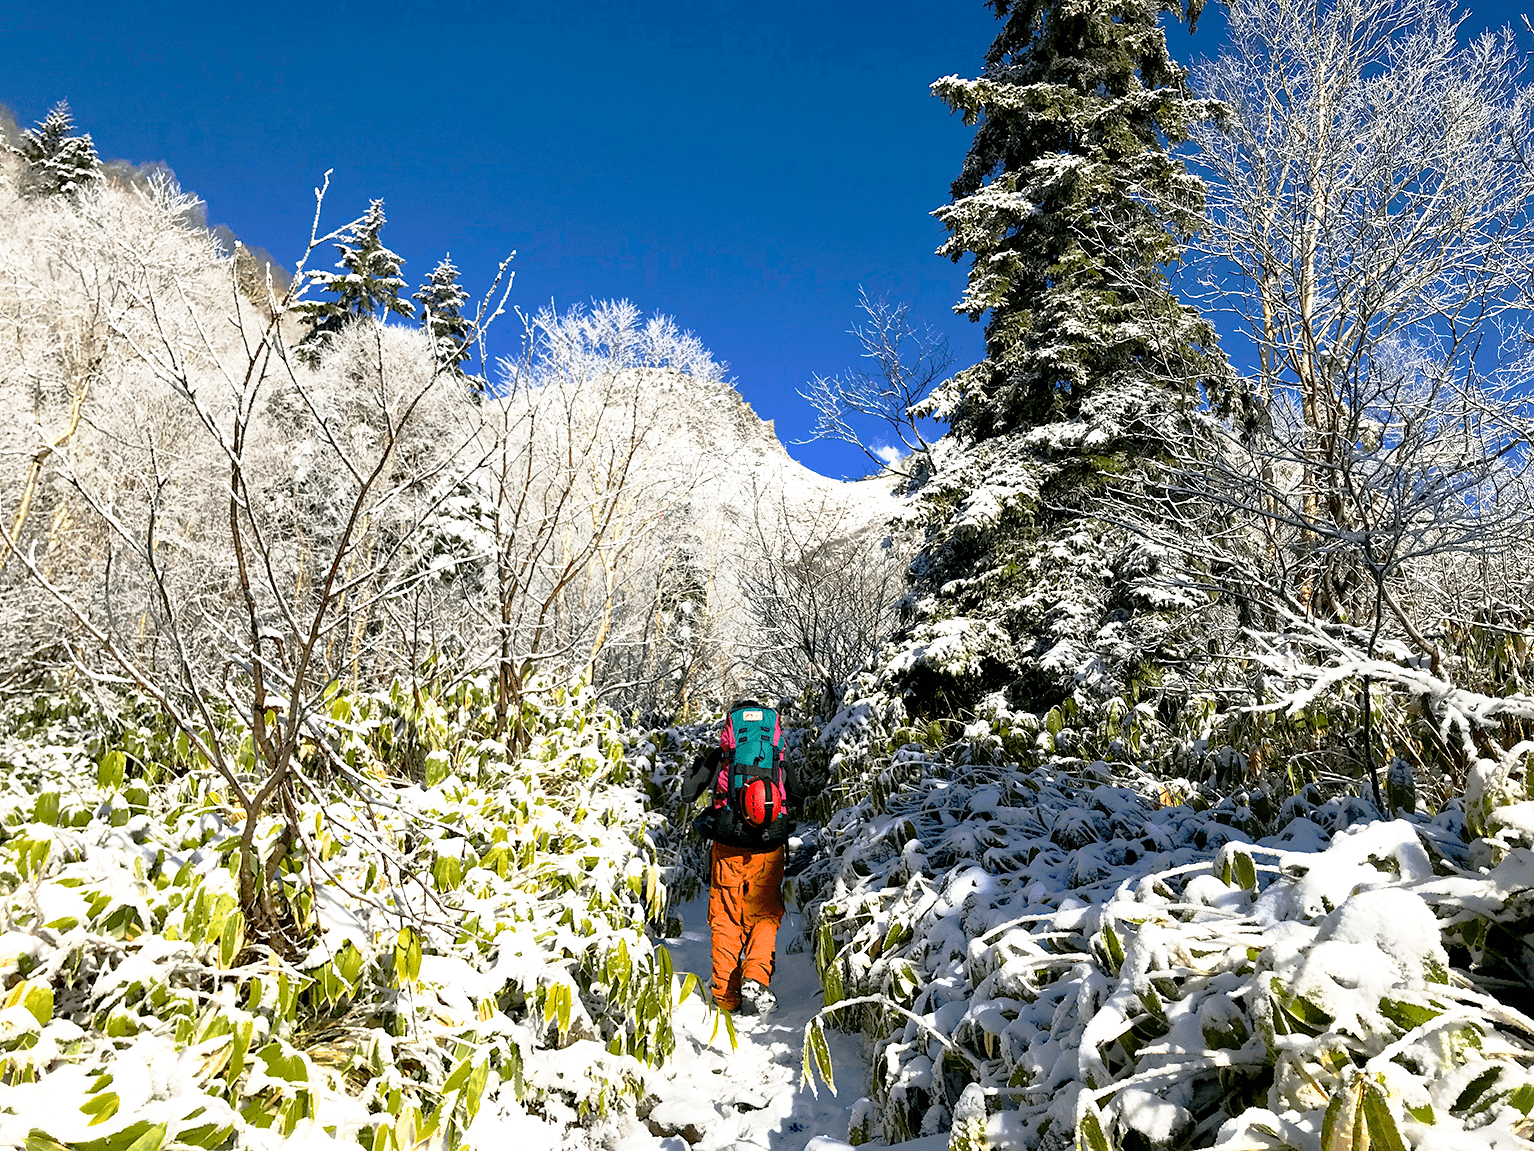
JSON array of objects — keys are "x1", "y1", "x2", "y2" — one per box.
[
  {"x1": 497, "y1": 347, "x2": 913, "y2": 716},
  {"x1": 631, "y1": 366, "x2": 904, "y2": 548}
]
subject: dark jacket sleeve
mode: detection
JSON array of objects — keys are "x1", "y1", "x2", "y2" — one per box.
[
  {"x1": 785, "y1": 754, "x2": 806, "y2": 807},
  {"x1": 681, "y1": 748, "x2": 720, "y2": 805}
]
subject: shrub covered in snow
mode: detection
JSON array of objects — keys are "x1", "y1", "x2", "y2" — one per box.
[
  {"x1": 804, "y1": 739, "x2": 1534, "y2": 1150},
  {"x1": 629, "y1": 716, "x2": 723, "y2": 907},
  {"x1": 0, "y1": 675, "x2": 690, "y2": 1149}
]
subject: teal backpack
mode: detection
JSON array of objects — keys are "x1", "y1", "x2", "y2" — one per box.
[{"x1": 708, "y1": 702, "x2": 792, "y2": 849}]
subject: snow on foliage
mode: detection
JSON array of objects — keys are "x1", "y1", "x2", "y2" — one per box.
[
  {"x1": 800, "y1": 710, "x2": 1534, "y2": 1150},
  {"x1": 0, "y1": 678, "x2": 693, "y2": 1149}
]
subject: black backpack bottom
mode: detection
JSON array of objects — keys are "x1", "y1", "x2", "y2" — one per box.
[{"x1": 702, "y1": 807, "x2": 793, "y2": 851}]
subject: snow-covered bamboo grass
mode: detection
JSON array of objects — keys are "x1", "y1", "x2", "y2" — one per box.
[
  {"x1": 0, "y1": 674, "x2": 698, "y2": 1149},
  {"x1": 804, "y1": 684, "x2": 1534, "y2": 1149}
]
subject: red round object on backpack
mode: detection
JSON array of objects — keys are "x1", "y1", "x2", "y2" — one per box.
[{"x1": 741, "y1": 778, "x2": 783, "y2": 826}]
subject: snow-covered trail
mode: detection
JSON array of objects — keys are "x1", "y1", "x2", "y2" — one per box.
[{"x1": 627, "y1": 898, "x2": 869, "y2": 1151}]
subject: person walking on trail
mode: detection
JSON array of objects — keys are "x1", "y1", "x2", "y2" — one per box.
[{"x1": 681, "y1": 699, "x2": 804, "y2": 1016}]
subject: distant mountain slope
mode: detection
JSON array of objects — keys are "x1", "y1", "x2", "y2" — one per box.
[
  {"x1": 528, "y1": 362, "x2": 910, "y2": 714},
  {"x1": 658, "y1": 371, "x2": 903, "y2": 542}
]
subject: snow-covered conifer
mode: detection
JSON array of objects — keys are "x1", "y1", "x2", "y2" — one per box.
[
  {"x1": 413, "y1": 253, "x2": 475, "y2": 377},
  {"x1": 14, "y1": 100, "x2": 102, "y2": 199},
  {"x1": 295, "y1": 199, "x2": 412, "y2": 364},
  {"x1": 885, "y1": 0, "x2": 1230, "y2": 719}
]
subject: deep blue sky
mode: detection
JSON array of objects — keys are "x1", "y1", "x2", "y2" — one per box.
[
  {"x1": 3, "y1": 1, "x2": 1522, "y2": 476},
  {"x1": 3, "y1": 1, "x2": 1013, "y2": 476}
]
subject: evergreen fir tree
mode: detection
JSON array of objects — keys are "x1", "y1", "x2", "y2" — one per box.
[
  {"x1": 14, "y1": 101, "x2": 102, "y2": 199},
  {"x1": 295, "y1": 200, "x2": 412, "y2": 364},
  {"x1": 887, "y1": 0, "x2": 1229, "y2": 720},
  {"x1": 413, "y1": 255, "x2": 475, "y2": 377}
]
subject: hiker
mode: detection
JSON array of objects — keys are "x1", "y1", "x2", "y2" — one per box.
[{"x1": 681, "y1": 699, "x2": 803, "y2": 1016}]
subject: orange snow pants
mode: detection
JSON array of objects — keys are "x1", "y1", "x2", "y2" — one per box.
[{"x1": 708, "y1": 841, "x2": 785, "y2": 1009}]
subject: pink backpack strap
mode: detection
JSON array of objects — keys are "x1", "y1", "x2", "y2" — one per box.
[{"x1": 715, "y1": 718, "x2": 735, "y2": 807}]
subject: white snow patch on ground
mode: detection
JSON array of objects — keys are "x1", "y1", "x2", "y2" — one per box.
[
  {"x1": 630, "y1": 898, "x2": 945, "y2": 1151},
  {"x1": 632, "y1": 898, "x2": 865, "y2": 1151}
]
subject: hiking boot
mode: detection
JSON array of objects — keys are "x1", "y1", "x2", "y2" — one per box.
[{"x1": 739, "y1": 979, "x2": 775, "y2": 1017}]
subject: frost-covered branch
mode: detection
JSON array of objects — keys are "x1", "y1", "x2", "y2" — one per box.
[{"x1": 796, "y1": 290, "x2": 951, "y2": 478}]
